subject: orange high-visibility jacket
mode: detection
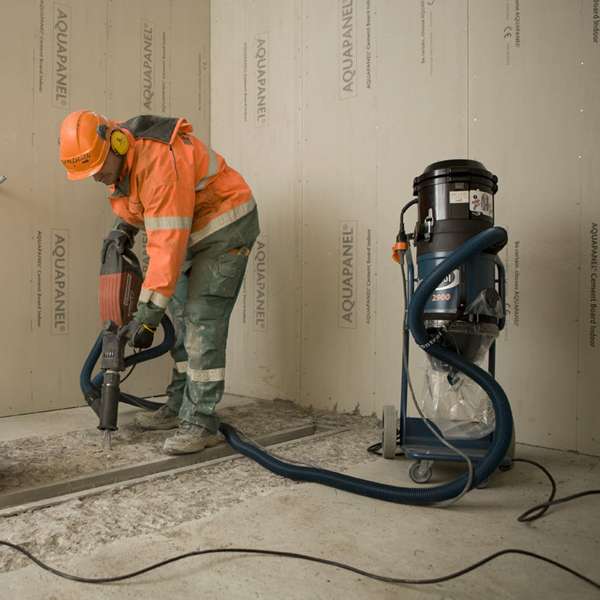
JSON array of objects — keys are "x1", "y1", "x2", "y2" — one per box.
[{"x1": 109, "y1": 116, "x2": 255, "y2": 310}]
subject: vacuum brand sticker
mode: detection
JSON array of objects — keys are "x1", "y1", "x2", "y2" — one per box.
[
  {"x1": 254, "y1": 236, "x2": 268, "y2": 331},
  {"x1": 435, "y1": 269, "x2": 460, "y2": 291},
  {"x1": 52, "y1": 2, "x2": 70, "y2": 108},
  {"x1": 470, "y1": 190, "x2": 494, "y2": 218},
  {"x1": 339, "y1": 221, "x2": 357, "y2": 328},
  {"x1": 51, "y1": 229, "x2": 69, "y2": 335},
  {"x1": 449, "y1": 190, "x2": 469, "y2": 204}
]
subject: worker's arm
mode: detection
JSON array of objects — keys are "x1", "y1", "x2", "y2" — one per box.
[
  {"x1": 109, "y1": 196, "x2": 144, "y2": 229},
  {"x1": 135, "y1": 138, "x2": 195, "y2": 328}
]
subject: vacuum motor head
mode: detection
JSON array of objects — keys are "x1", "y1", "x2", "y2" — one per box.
[
  {"x1": 99, "y1": 246, "x2": 143, "y2": 326},
  {"x1": 412, "y1": 159, "x2": 505, "y2": 361}
]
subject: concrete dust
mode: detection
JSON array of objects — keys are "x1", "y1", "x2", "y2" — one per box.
[
  {"x1": 0, "y1": 399, "x2": 314, "y2": 492},
  {"x1": 0, "y1": 400, "x2": 380, "y2": 573}
]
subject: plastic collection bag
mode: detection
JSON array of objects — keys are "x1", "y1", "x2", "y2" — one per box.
[{"x1": 418, "y1": 333, "x2": 496, "y2": 440}]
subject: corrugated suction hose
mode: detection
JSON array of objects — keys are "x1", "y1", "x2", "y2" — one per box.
[{"x1": 221, "y1": 227, "x2": 513, "y2": 504}]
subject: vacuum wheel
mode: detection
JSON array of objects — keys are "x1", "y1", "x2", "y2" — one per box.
[
  {"x1": 409, "y1": 460, "x2": 433, "y2": 484},
  {"x1": 382, "y1": 405, "x2": 398, "y2": 459}
]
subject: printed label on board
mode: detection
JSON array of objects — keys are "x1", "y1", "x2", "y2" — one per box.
[
  {"x1": 470, "y1": 190, "x2": 494, "y2": 218},
  {"x1": 435, "y1": 269, "x2": 460, "y2": 291},
  {"x1": 419, "y1": 0, "x2": 434, "y2": 75},
  {"x1": 504, "y1": 0, "x2": 522, "y2": 65},
  {"x1": 37, "y1": 1, "x2": 46, "y2": 94},
  {"x1": 51, "y1": 229, "x2": 69, "y2": 335},
  {"x1": 52, "y1": 2, "x2": 70, "y2": 108},
  {"x1": 365, "y1": 228, "x2": 375, "y2": 324},
  {"x1": 339, "y1": 0, "x2": 357, "y2": 99},
  {"x1": 140, "y1": 20, "x2": 169, "y2": 114},
  {"x1": 365, "y1": 0, "x2": 375, "y2": 90},
  {"x1": 33, "y1": 230, "x2": 43, "y2": 329},
  {"x1": 197, "y1": 45, "x2": 209, "y2": 114},
  {"x1": 160, "y1": 29, "x2": 170, "y2": 113},
  {"x1": 255, "y1": 33, "x2": 268, "y2": 126},
  {"x1": 589, "y1": 222, "x2": 598, "y2": 348},
  {"x1": 254, "y1": 236, "x2": 267, "y2": 331},
  {"x1": 141, "y1": 20, "x2": 155, "y2": 111},
  {"x1": 449, "y1": 190, "x2": 469, "y2": 204},
  {"x1": 241, "y1": 277, "x2": 247, "y2": 325},
  {"x1": 511, "y1": 240, "x2": 521, "y2": 327},
  {"x1": 242, "y1": 42, "x2": 248, "y2": 122},
  {"x1": 339, "y1": 221, "x2": 357, "y2": 328}
]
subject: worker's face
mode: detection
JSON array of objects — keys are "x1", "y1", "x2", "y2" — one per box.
[{"x1": 93, "y1": 150, "x2": 123, "y2": 186}]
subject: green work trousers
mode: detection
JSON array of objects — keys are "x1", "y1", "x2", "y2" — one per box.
[{"x1": 164, "y1": 208, "x2": 259, "y2": 432}]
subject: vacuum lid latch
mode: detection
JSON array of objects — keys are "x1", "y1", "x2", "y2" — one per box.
[{"x1": 424, "y1": 208, "x2": 435, "y2": 242}]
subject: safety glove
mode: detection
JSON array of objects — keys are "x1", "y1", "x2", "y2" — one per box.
[
  {"x1": 101, "y1": 222, "x2": 138, "y2": 263},
  {"x1": 119, "y1": 318, "x2": 157, "y2": 349},
  {"x1": 119, "y1": 300, "x2": 165, "y2": 349}
]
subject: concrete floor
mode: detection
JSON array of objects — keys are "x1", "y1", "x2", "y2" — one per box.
[
  {"x1": 0, "y1": 395, "x2": 254, "y2": 441},
  {"x1": 0, "y1": 399, "x2": 598, "y2": 599},
  {"x1": 0, "y1": 396, "x2": 312, "y2": 494}
]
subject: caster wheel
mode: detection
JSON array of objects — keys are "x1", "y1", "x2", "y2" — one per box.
[
  {"x1": 476, "y1": 477, "x2": 489, "y2": 489},
  {"x1": 409, "y1": 461, "x2": 433, "y2": 484},
  {"x1": 382, "y1": 405, "x2": 398, "y2": 459}
]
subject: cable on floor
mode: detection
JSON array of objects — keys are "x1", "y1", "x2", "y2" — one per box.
[
  {"x1": 0, "y1": 541, "x2": 597, "y2": 590},
  {"x1": 511, "y1": 458, "x2": 600, "y2": 523}
]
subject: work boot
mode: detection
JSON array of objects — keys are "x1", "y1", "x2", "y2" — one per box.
[
  {"x1": 162, "y1": 422, "x2": 223, "y2": 455},
  {"x1": 134, "y1": 405, "x2": 179, "y2": 431}
]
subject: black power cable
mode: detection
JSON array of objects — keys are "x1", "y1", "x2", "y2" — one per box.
[
  {"x1": 366, "y1": 436, "x2": 403, "y2": 457},
  {"x1": 3, "y1": 439, "x2": 597, "y2": 590},
  {"x1": 0, "y1": 541, "x2": 598, "y2": 590},
  {"x1": 520, "y1": 489, "x2": 600, "y2": 523},
  {"x1": 511, "y1": 458, "x2": 600, "y2": 523},
  {"x1": 118, "y1": 363, "x2": 137, "y2": 385},
  {"x1": 119, "y1": 348, "x2": 140, "y2": 385},
  {"x1": 365, "y1": 442, "x2": 600, "y2": 524}
]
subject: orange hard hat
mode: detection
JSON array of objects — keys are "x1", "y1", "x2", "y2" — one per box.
[{"x1": 59, "y1": 110, "x2": 114, "y2": 180}]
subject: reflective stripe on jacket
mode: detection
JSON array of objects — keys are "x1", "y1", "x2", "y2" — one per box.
[{"x1": 108, "y1": 116, "x2": 254, "y2": 306}]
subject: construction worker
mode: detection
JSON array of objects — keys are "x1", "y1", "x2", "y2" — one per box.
[{"x1": 59, "y1": 111, "x2": 259, "y2": 454}]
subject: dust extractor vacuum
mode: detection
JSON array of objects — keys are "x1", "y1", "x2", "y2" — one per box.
[{"x1": 81, "y1": 158, "x2": 513, "y2": 505}]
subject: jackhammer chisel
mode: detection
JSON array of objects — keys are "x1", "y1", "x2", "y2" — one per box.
[{"x1": 98, "y1": 321, "x2": 127, "y2": 448}]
